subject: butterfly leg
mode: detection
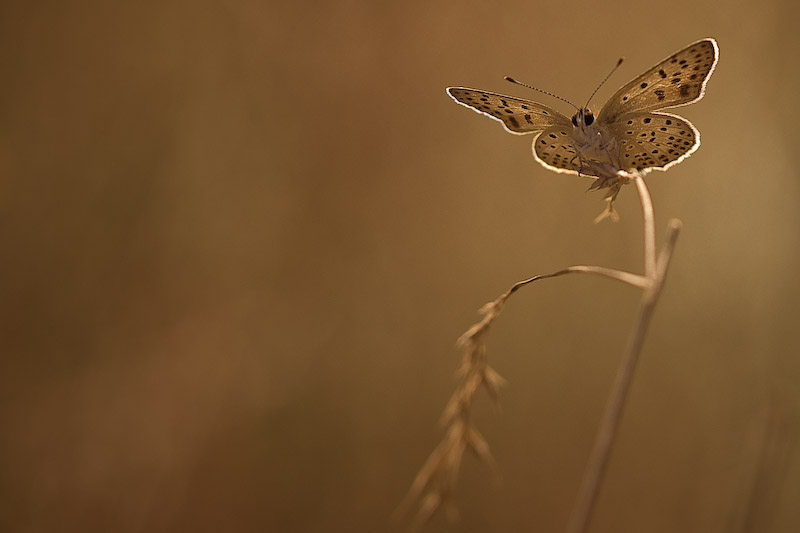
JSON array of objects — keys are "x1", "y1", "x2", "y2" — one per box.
[
  {"x1": 574, "y1": 154, "x2": 585, "y2": 177},
  {"x1": 572, "y1": 148, "x2": 593, "y2": 178},
  {"x1": 607, "y1": 143, "x2": 625, "y2": 172},
  {"x1": 575, "y1": 142, "x2": 614, "y2": 179}
]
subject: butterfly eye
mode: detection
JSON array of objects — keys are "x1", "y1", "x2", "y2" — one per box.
[
  {"x1": 584, "y1": 111, "x2": 594, "y2": 126},
  {"x1": 571, "y1": 115, "x2": 578, "y2": 127}
]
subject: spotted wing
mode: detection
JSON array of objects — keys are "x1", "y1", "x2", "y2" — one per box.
[
  {"x1": 598, "y1": 38, "x2": 718, "y2": 125},
  {"x1": 447, "y1": 87, "x2": 571, "y2": 135},
  {"x1": 606, "y1": 112, "x2": 700, "y2": 172},
  {"x1": 532, "y1": 126, "x2": 583, "y2": 175}
]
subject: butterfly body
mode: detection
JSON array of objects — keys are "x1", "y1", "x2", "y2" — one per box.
[
  {"x1": 447, "y1": 39, "x2": 718, "y2": 180},
  {"x1": 563, "y1": 108, "x2": 619, "y2": 167}
]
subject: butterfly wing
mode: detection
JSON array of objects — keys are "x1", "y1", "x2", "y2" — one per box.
[
  {"x1": 598, "y1": 38, "x2": 719, "y2": 125},
  {"x1": 447, "y1": 87, "x2": 582, "y2": 174},
  {"x1": 447, "y1": 87, "x2": 571, "y2": 134},
  {"x1": 605, "y1": 112, "x2": 700, "y2": 172},
  {"x1": 532, "y1": 126, "x2": 583, "y2": 174}
]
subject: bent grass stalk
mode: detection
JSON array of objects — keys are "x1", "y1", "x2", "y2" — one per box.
[{"x1": 400, "y1": 171, "x2": 681, "y2": 532}]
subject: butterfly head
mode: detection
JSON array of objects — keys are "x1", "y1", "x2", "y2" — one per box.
[{"x1": 571, "y1": 108, "x2": 595, "y2": 128}]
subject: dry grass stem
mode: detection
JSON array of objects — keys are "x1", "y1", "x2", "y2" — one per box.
[
  {"x1": 402, "y1": 169, "x2": 682, "y2": 532},
  {"x1": 566, "y1": 211, "x2": 680, "y2": 533}
]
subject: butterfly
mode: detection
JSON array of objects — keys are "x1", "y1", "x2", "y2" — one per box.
[{"x1": 447, "y1": 38, "x2": 719, "y2": 181}]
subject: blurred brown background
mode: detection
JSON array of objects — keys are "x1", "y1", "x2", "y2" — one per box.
[{"x1": 1, "y1": 1, "x2": 799, "y2": 532}]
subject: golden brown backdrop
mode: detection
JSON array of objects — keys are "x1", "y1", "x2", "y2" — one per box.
[{"x1": 1, "y1": 1, "x2": 799, "y2": 532}]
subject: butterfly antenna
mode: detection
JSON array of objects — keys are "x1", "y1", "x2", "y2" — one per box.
[
  {"x1": 504, "y1": 76, "x2": 579, "y2": 110},
  {"x1": 585, "y1": 57, "x2": 624, "y2": 108}
]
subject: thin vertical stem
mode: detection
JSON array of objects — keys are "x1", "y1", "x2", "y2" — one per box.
[
  {"x1": 634, "y1": 174, "x2": 657, "y2": 280},
  {"x1": 565, "y1": 178, "x2": 680, "y2": 533}
]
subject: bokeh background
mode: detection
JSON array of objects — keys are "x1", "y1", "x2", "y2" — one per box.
[{"x1": 1, "y1": 1, "x2": 799, "y2": 531}]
